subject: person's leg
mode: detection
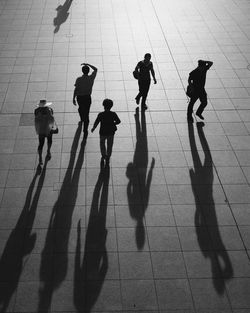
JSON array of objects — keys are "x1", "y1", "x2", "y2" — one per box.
[
  {"x1": 106, "y1": 135, "x2": 114, "y2": 160},
  {"x1": 83, "y1": 99, "x2": 91, "y2": 136},
  {"x1": 100, "y1": 136, "x2": 107, "y2": 158},
  {"x1": 38, "y1": 135, "x2": 45, "y2": 164},
  {"x1": 136, "y1": 80, "x2": 142, "y2": 104},
  {"x1": 141, "y1": 80, "x2": 150, "y2": 108},
  {"x1": 77, "y1": 96, "x2": 85, "y2": 122},
  {"x1": 187, "y1": 94, "x2": 199, "y2": 121},
  {"x1": 196, "y1": 90, "x2": 207, "y2": 119},
  {"x1": 46, "y1": 134, "x2": 52, "y2": 158}
]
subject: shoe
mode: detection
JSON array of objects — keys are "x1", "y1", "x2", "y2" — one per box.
[
  {"x1": 135, "y1": 96, "x2": 140, "y2": 105},
  {"x1": 196, "y1": 112, "x2": 204, "y2": 120}
]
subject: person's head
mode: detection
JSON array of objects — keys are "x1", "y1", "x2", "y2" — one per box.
[
  {"x1": 144, "y1": 53, "x2": 151, "y2": 63},
  {"x1": 103, "y1": 98, "x2": 113, "y2": 111},
  {"x1": 82, "y1": 65, "x2": 90, "y2": 75}
]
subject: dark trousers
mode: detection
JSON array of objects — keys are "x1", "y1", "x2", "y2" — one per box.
[
  {"x1": 100, "y1": 135, "x2": 114, "y2": 158},
  {"x1": 38, "y1": 134, "x2": 52, "y2": 152},
  {"x1": 77, "y1": 95, "x2": 91, "y2": 132},
  {"x1": 136, "y1": 79, "x2": 151, "y2": 105},
  {"x1": 187, "y1": 89, "x2": 207, "y2": 118}
]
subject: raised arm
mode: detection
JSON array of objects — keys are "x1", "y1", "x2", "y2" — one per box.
[
  {"x1": 81, "y1": 63, "x2": 98, "y2": 73},
  {"x1": 203, "y1": 60, "x2": 213, "y2": 70}
]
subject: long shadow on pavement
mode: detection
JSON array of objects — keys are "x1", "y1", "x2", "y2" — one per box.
[
  {"x1": 38, "y1": 123, "x2": 86, "y2": 312},
  {"x1": 0, "y1": 158, "x2": 49, "y2": 312},
  {"x1": 74, "y1": 163, "x2": 110, "y2": 311},
  {"x1": 53, "y1": 0, "x2": 74, "y2": 33},
  {"x1": 126, "y1": 108, "x2": 155, "y2": 250},
  {"x1": 188, "y1": 121, "x2": 233, "y2": 294}
]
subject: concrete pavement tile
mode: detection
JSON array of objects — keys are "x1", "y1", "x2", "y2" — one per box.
[
  {"x1": 121, "y1": 280, "x2": 157, "y2": 311},
  {"x1": 151, "y1": 251, "x2": 186, "y2": 279},
  {"x1": 148, "y1": 226, "x2": 181, "y2": 251},
  {"x1": 119, "y1": 252, "x2": 153, "y2": 279},
  {"x1": 156, "y1": 279, "x2": 194, "y2": 310},
  {"x1": 190, "y1": 278, "x2": 231, "y2": 309}
]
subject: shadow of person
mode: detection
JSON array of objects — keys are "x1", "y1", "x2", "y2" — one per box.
[
  {"x1": 0, "y1": 158, "x2": 49, "y2": 313},
  {"x1": 126, "y1": 108, "x2": 155, "y2": 250},
  {"x1": 74, "y1": 164, "x2": 110, "y2": 312},
  {"x1": 53, "y1": 0, "x2": 73, "y2": 33},
  {"x1": 38, "y1": 123, "x2": 86, "y2": 312},
  {"x1": 188, "y1": 121, "x2": 233, "y2": 294}
]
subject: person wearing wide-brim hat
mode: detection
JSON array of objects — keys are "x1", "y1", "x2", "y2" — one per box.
[{"x1": 34, "y1": 100, "x2": 55, "y2": 165}]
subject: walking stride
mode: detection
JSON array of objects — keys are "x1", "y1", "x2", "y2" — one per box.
[
  {"x1": 187, "y1": 59, "x2": 213, "y2": 122},
  {"x1": 91, "y1": 99, "x2": 121, "y2": 165},
  {"x1": 73, "y1": 63, "x2": 98, "y2": 138},
  {"x1": 134, "y1": 53, "x2": 157, "y2": 110}
]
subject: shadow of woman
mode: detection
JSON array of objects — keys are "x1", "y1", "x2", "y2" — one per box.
[
  {"x1": 126, "y1": 108, "x2": 155, "y2": 250},
  {"x1": 0, "y1": 158, "x2": 49, "y2": 313},
  {"x1": 74, "y1": 163, "x2": 110, "y2": 312},
  {"x1": 38, "y1": 123, "x2": 86, "y2": 312},
  {"x1": 188, "y1": 121, "x2": 233, "y2": 294},
  {"x1": 53, "y1": 0, "x2": 73, "y2": 33}
]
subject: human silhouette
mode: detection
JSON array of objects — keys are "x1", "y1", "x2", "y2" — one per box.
[
  {"x1": 53, "y1": 0, "x2": 73, "y2": 33},
  {"x1": 189, "y1": 122, "x2": 233, "y2": 294},
  {"x1": 38, "y1": 123, "x2": 86, "y2": 312},
  {"x1": 126, "y1": 108, "x2": 155, "y2": 249},
  {"x1": 74, "y1": 164, "x2": 110, "y2": 312},
  {"x1": 73, "y1": 63, "x2": 98, "y2": 138},
  {"x1": 134, "y1": 53, "x2": 157, "y2": 110},
  {"x1": 91, "y1": 98, "x2": 121, "y2": 166},
  {"x1": 187, "y1": 60, "x2": 213, "y2": 122},
  {"x1": 0, "y1": 159, "x2": 48, "y2": 312},
  {"x1": 34, "y1": 100, "x2": 56, "y2": 165}
]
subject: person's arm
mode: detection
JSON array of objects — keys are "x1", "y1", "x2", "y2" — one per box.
[
  {"x1": 150, "y1": 63, "x2": 157, "y2": 84},
  {"x1": 82, "y1": 63, "x2": 98, "y2": 77},
  {"x1": 114, "y1": 113, "x2": 121, "y2": 125},
  {"x1": 201, "y1": 60, "x2": 213, "y2": 70},
  {"x1": 73, "y1": 87, "x2": 77, "y2": 105},
  {"x1": 91, "y1": 114, "x2": 101, "y2": 132}
]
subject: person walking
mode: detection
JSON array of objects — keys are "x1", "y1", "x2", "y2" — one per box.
[
  {"x1": 34, "y1": 100, "x2": 56, "y2": 165},
  {"x1": 134, "y1": 53, "x2": 157, "y2": 110},
  {"x1": 187, "y1": 59, "x2": 213, "y2": 122},
  {"x1": 91, "y1": 99, "x2": 121, "y2": 165},
  {"x1": 73, "y1": 63, "x2": 98, "y2": 138}
]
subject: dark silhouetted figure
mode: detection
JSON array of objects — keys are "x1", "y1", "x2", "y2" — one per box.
[
  {"x1": 187, "y1": 60, "x2": 213, "y2": 122},
  {"x1": 53, "y1": 0, "x2": 73, "y2": 33},
  {"x1": 38, "y1": 124, "x2": 86, "y2": 312},
  {"x1": 189, "y1": 122, "x2": 233, "y2": 294},
  {"x1": 126, "y1": 108, "x2": 155, "y2": 249},
  {"x1": 134, "y1": 53, "x2": 157, "y2": 110},
  {"x1": 74, "y1": 164, "x2": 110, "y2": 312},
  {"x1": 73, "y1": 63, "x2": 98, "y2": 138},
  {"x1": 34, "y1": 100, "x2": 55, "y2": 165},
  {"x1": 91, "y1": 98, "x2": 121, "y2": 166},
  {"x1": 0, "y1": 159, "x2": 48, "y2": 313}
]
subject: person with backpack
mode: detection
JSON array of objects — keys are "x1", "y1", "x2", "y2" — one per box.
[
  {"x1": 34, "y1": 100, "x2": 56, "y2": 165},
  {"x1": 187, "y1": 59, "x2": 213, "y2": 122},
  {"x1": 73, "y1": 63, "x2": 98, "y2": 138},
  {"x1": 91, "y1": 99, "x2": 121, "y2": 165},
  {"x1": 134, "y1": 53, "x2": 157, "y2": 110}
]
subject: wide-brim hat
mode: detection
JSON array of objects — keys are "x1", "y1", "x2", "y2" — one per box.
[{"x1": 37, "y1": 99, "x2": 52, "y2": 107}]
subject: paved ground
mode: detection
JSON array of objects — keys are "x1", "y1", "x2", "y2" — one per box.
[{"x1": 0, "y1": 0, "x2": 250, "y2": 312}]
